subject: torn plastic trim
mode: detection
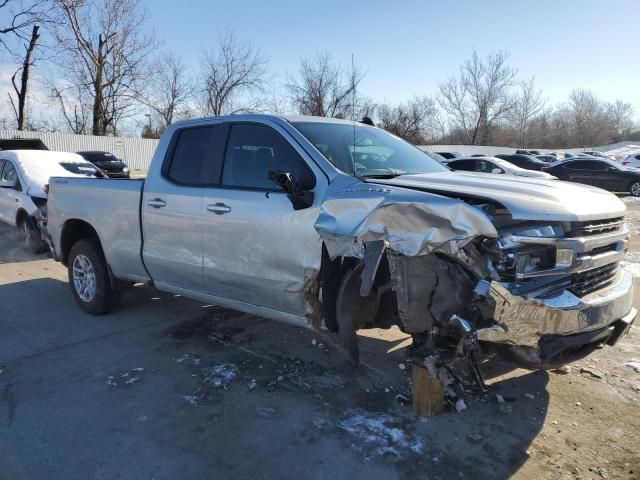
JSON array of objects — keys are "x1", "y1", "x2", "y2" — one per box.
[
  {"x1": 315, "y1": 181, "x2": 499, "y2": 259},
  {"x1": 476, "y1": 264, "x2": 635, "y2": 348}
]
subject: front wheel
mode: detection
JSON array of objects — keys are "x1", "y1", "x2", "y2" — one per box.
[
  {"x1": 67, "y1": 239, "x2": 116, "y2": 314},
  {"x1": 18, "y1": 216, "x2": 45, "y2": 254},
  {"x1": 630, "y1": 181, "x2": 640, "y2": 197}
]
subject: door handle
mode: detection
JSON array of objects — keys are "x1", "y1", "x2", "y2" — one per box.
[
  {"x1": 206, "y1": 202, "x2": 231, "y2": 215},
  {"x1": 147, "y1": 198, "x2": 166, "y2": 208}
]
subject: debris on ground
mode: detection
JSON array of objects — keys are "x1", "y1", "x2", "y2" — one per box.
[
  {"x1": 580, "y1": 367, "x2": 605, "y2": 379},
  {"x1": 624, "y1": 360, "x2": 640, "y2": 374},
  {"x1": 552, "y1": 365, "x2": 572, "y2": 375},
  {"x1": 105, "y1": 368, "x2": 145, "y2": 388},
  {"x1": 455, "y1": 399, "x2": 467, "y2": 413},
  {"x1": 337, "y1": 409, "x2": 424, "y2": 458},
  {"x1": 524, "y1": 393, "x2": 535, "y2": 400}
]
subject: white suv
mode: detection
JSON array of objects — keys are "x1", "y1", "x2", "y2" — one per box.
[
  {"x1": 0, "y1": 150, "x2": 104, "y2": 252},
  {"x1": 622, "y1": 153, "x2": 640, "y2": 169}
]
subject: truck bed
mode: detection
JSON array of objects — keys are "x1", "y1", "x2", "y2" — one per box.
[{"x1": 47, "y1": 177, "x2": 149, "y2": 282}]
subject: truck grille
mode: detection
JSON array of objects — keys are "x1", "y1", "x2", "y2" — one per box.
[
  {"x1": 572, "y1": 217, "x2": 624, "y2": 236},
  {"x1": 571, "y1": 263, "x2": 618, "y2": 296}
]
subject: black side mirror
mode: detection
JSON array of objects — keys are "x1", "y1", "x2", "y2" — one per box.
[{"x1": 268, "y1": 170, "x2": 314, "y2": 210}]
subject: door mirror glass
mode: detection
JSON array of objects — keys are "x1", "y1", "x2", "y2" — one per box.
[
  {"x1": 268, "y1": 170, "x2": 314, "y2": 210},
  {"x1": 491, "y1": 168, "x2": 503, "y2": 174}
]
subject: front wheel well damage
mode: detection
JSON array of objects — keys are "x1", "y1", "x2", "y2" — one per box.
[{"x1": 318, "y1": 240, "x2": 492, "y2": 364}]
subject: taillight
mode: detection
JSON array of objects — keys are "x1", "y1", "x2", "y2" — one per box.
[{"x1": 44, "y1": 184, "x2": 49, "y2": 219}]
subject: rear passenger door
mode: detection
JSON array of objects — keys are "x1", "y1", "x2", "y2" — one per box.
[
  {"x1": 142, "y1": 124, "x2": 227, "y2": 292},
  {"x1": 202, "y1": 121, "x2": 325, "y2": 315}
]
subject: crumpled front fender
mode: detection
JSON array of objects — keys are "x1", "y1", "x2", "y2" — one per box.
[{"x1": 314, "y1": 178, "x2": 498, "y2": 259}]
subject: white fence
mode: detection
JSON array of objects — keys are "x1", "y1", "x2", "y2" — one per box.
[
  {"x1": 2, "y1": 129, "x2": 637, "y2": 172},
  {"x1": 0, "y1": 130, "x2": 159, "y2": 171}
]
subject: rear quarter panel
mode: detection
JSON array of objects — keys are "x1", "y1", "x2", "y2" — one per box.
[{"x1": 47, "y1": 177, "x2": 149, "y2": 281}]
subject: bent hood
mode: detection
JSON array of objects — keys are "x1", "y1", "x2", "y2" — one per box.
[{"x1": 371, "y1": 171, "x2": 626, "y2": 221}]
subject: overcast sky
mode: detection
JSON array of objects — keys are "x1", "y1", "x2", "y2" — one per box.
[{"x1": 143, "y1": 0, "x2": 640, "y2": 120}]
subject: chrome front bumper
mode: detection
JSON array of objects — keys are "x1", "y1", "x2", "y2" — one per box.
[{"x1": 478, "y1": 263, "x2": 636, "y2": 349}]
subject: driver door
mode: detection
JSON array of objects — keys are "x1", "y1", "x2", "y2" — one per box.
[
  {"x1": 0, "y1": 159, "x2": 21, "y2": 225},
  {"x1": 202, "y1": 121, "x2": 325, "y2": 315}
]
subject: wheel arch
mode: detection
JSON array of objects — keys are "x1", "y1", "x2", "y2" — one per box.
[{"x1": 60, "y1": 219, "x2": 102, "y2": 266}]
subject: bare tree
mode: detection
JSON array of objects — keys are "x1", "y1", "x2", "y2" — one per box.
[
  {"x1": 140, "y1": 52, "x2": 193, "y2": 130},
  {"x1": 8, "y1": 24, "x2": 39, "y2": 129},
  {"x1": 510, "y1": 77, "x2": 545, "y2": 148},
  {"x1": 439, "y1": 50, "x2": 517, "y2": 145},
  {"x1": 199, "y1": 31, "x2": 267, "y2": 116},
  {"x1": 377, "y1": 96, "x2": 437, "y2": 144},
  {"x1": 287, "y1": 52, "x2": 364, "y2": 118},
  {"x1": 605, "y1": 100, "x2": 634, "y2": 141},
  {"x1": 51, "y1": 0, "x2": 156, "y2": 136},
  {"x1": 0, "y1": 0, "x2": 38, "y2": 50},
  {"x1": 51, "y1": 82, "x2": 91, "y2": 134}
]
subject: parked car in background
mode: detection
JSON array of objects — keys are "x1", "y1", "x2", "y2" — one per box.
[
  {"x1": 435, "y1": 151, "x2": 460, "y2": 159},
  {"x1": 547, "y1": 152, "x2": 564, "y2": 160},
  {"x1": 446, "y1": 156, "x2": 557, "y2": 179},
  {"x1": 622, "y1": 153, "x2": 640, "y2": 169},
  {"x1": 515, "y1": 149, "x2": 541, "y2": 155},
  {"x1": 0, "y1": 138, "x2": 48, "y2": 151},
  {"x1": 77, "y1": 151, "x2": 130, "y2": 178},
  {"x1": 0, "y1": 150, "x2": 105, "y2": 252},
  {"x1": 543, "y1": 158, "x2": 640, "y2": 196},
  {"x1": 535, "y1": 155, "x2": 558, "y2": 163},
  {"x1": 495, "y1": 154, "x2": 547, "y2": 171},
  {"x1": 423, "y1": 151, "x2": 448, "y2": 163}
]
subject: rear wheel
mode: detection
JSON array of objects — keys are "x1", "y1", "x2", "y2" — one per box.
[
  {"x1": 18, "y1": 216, "x2": 45, "y2": 254},
  {"x1": 67, "y1": 239, "x2": 116, "y2": 314},
  {"x1": 630, "y1": 181, "x2": 640, "y2": 197}
]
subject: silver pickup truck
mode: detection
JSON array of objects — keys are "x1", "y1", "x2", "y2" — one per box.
[{"x1": 45, "y1": 115, "x2": 636, "y2": 370}]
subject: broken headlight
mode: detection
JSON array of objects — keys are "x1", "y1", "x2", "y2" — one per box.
[{"x1": 483, "y1": 225, "x2": 571, "y2": 280}]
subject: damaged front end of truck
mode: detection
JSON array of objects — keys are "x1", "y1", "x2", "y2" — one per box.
[{"x1": 314, "y1": 179, "x2": 637, "y2": 373}]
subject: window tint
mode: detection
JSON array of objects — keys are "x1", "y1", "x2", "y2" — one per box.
[
  {"x1": 165, "y1": 126, "x2": 225, "y2": 185},
  {"x1": 222, "y1": 123, "x2": 314, "y2": 190},
  {"x1": 476, "y1": 160, "x2": 497, "y2": 173},
  {"x1": 448, "y1": 160, "x2": 475, "y2": 171},
  {"x1": 567, "y1": 160, "x2": 596, "y2": 170},
  {"x1": 1, "y1": 161, "x2": 18, "y2": 183}
]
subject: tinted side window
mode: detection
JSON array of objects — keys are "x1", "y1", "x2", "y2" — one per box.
[
  {"x1": 584, "y1": 161, "x2": 607, "y2": 171},
  {"x1": 0, "y1": 159, "x2": 4, "y2": 177},
  {"x1": 165, "y1": 126, "x2": 225, "y2": 185},
  {"x1": 566, "y1": 161, "x2": 590, "y2": 170},
  {"x1": 448, "y1": 160, "x2": 475, "y2": 171},
  {"x1": 2, "y1": 161, "x2": 18, "y2": 183},
  {"x1": 222, "y1": 123, "x2": 314, "y2": 190}
]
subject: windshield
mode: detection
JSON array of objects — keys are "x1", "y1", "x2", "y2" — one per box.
[
  {"x1": 60, "y1": 162, "x2": 101, "y2": 177},
  {"x1": 292, "y1": 121, "x2": 449, "y2": 178}
]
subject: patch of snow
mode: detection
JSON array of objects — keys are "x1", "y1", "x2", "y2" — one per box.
[
  {"x1": 203, "y1": 363, "x2": 238, "y2": 388},
  {"x1": 182, "y1": 395, "x2": 199, "y2": 405},
  {"x1": 174, "y1": 353, "x2": 201, "y2": 366},
  {"x1": 338, "y1": 409, "x2": 424, "y2": 458}
]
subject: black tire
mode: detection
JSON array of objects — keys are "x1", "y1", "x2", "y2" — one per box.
[
  {"x1": 18, "y1": 216, "x2": 45, "y2": 254},
  {"x1": 630, "y1": 181, "x2": 640, "y2": 197},
  {"x1": 67, "y1": 239, "x2": 116, "y2": 314}
]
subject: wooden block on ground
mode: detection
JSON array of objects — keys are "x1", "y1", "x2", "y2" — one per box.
[{"x1": 412, "y1": 363, "x2": 444, "y2": 416}]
